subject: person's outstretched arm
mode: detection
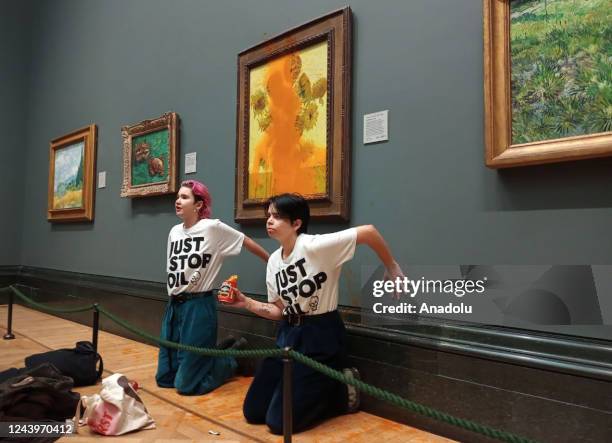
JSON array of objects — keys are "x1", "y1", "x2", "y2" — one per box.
[
  {"x1": 243, "y1": 236, "x2": 270, "y2": 263},
  {"x1": 233, "y1": 289, "x2": 283, "y2": 320},
  {"x1": 356, "y1": 225, "x2": 405, "y2": 287}
]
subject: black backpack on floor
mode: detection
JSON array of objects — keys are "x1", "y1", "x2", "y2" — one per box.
[
  {"x1": 25, "y1": 341, "x2": 103, "y2": 387},
  {"x1": 0, "y1": 362, "x2": 80, "y2": 422}
]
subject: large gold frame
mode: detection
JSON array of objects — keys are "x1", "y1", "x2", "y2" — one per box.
[
  {"x1": 483, "y1": 0, "x2": 612, "y2": 168},
  {"x1": 235, "y1": 7, "x2": 352, "y2": 223}
]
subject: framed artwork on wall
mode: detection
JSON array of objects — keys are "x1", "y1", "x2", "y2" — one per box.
[
  {"x1": 120, "y1": 112, "x2": 179, "y2": 198},
  {"x1": 484, "y1": 0, "x2": 612, "y2": 168},
  {"x1": 47, "y1": 124, "x2": 97, "y2": 222},
  {"x1": 235, "y1": 7, "x2": 352, "y2": 223}
]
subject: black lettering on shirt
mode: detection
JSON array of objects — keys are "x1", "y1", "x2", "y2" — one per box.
[
  {"x1": 193, "y1": 237, "x2": 205, "y2": 250},
  {"x1": 169, "y1": 256, "x2": 178, "y2": 271},
  {"x1": 294, "y1": 258, "x2": 307, "y2": 277},
  {"x1": 273, "y1": 258, "x2": 328, "y2": 304},
  {"x1": 313, "y1": 271, "x2": 327, "y2": 289},
  {"x1": 287, "y1": 265, "x2": 297, "y2": 283}
]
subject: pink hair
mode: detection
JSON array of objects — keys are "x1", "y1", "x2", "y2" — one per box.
[{"x1": 181, "y1": 180, "x2": 212, "y2": 219}]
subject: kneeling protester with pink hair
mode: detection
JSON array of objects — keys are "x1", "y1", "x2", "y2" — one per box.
[{"x1": 155, "y1": 180, "x2": 269, "y2": 395}]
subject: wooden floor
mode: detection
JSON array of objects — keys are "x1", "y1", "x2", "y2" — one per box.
[{"x1": 0, "y1": 305, "x2": 453, "y2": 442}]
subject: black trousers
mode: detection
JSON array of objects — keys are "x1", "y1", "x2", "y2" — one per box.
[{"x1": 242, "y1": 310, "x2": 349, "y2": 434}]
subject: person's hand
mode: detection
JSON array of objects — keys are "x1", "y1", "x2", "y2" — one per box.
[
  {"x1": 232, "y1": 288, "x2": 249, "y2": 309},
  {"x1": 383, "y1": 261, "x2": 406, "y2": 300}
]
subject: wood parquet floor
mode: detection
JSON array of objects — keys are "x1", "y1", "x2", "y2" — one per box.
[{"x1": 0, "y1": 305, "x2": 454, "y2": 443}]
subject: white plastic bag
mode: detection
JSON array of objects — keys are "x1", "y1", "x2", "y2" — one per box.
[{"x1": 75, "y1": 373, "x2": 155, "y2": 435}]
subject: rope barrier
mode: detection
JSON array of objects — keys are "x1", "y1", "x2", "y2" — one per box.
[
  {"x1": 288, "y1": 351, "x2": 534, "y2": 443},
  {"x1": 3, "y1": 285, "x2": 538, "y2": 443},
  {"x1": 10, "y1": 286, "x2": 96, "y2": 313},
  {"x1": 97, "y1": 303, "x2": 284, "y2": 359}
]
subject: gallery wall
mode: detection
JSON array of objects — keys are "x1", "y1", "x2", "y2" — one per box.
[
  {"x1": 0, "y1": 2, "x2": 31, "y2": 266},
  {"x1": 10, "y1": 0, "x2": 612, "y2": 338}
]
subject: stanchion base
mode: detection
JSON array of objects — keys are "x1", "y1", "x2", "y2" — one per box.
[{"x1": 3, "y1": 333, "x2": 15, "y2": 340}]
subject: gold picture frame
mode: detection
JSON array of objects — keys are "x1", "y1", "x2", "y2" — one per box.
[
  {"x1": 235, "y1": 7, "x2": 352, "y2": 223},
  {"x1": 484, "y1": 0, "x2": 612, "y2": 168},
  {"x1": 120, "y1": 112, "x2": 179, "y2": 198},
  {"x1": 47, "y1": 125, "x2": 97, "y2": 222}
]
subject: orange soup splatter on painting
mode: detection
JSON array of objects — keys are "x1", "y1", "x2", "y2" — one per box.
[{"x1": 248, "y1": 41, "x2": 328, "y2": 199}]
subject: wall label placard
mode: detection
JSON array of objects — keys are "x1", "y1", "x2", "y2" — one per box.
[{"x1": 364, "y1": 110, "x2": 388, "y2": 144}]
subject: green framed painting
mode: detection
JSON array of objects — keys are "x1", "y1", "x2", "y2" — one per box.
[
  {"x1": 120, "y1": 112, "x2": 179, "y2": 198},
  {"x1": 47, "y1": 125, "x2": 97, "y2": 222},
  {"x1": 484, "y1": 0, "x2": 612, "y2": 167}
]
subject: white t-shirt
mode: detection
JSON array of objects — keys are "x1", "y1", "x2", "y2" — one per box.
[
  {"x1": 266, "y1": 228, "x2": 357, "y2": 315},
  {"x1": 166, "y1": 218, "x2": 245, "y2": 295}
]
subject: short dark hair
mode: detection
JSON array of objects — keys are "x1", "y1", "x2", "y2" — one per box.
[{"x1": 266, "y1": 193, "x2": 310, "y2": 234}]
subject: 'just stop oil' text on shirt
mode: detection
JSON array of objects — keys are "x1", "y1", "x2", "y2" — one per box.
[
  {"x1": 266, "y1": 228, "x2": 357, "y2": 315},
  {"x1": 166, "y1": 219, "x2": 244, "y2": 295}
]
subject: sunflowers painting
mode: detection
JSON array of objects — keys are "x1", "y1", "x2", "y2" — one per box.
[
  {"x1": 247, "y1": 41, "x2": 328, "y2": 199},
  {"x1": 236, "y1": 7, "x2": 351, "y2": 222}
]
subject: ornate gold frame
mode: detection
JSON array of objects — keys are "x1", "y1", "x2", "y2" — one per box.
[
  {"x1": 120, "y1": 112, "x2": 179, "y2": 198},
  {"x1": 483, "y1": 0, "x2": 612, "y2": 168},
  {"x1": 235, "y1": 7, "x2": 352, "y2": 222}
]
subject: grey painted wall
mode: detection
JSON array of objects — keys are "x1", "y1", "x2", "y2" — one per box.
[
  {"x1": 14, "y1": 1, "x2": 612, "y2": 338},
  {"x1": 0, "y1": 1, "x2": 31, "y2": 265}
]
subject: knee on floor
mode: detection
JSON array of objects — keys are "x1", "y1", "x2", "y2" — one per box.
[
  {"x1": 155, "y1": 373, "x2": 175, "y2": 388},
  {"x1": 174, "y1": 378, "x2": 202, "y2": 395},
  {"x1": 265, "y1": 412, "x2": 283, "y2": 435},
  {"x1": 243, "y1": 403, "x2": 266, "y2": 425}
]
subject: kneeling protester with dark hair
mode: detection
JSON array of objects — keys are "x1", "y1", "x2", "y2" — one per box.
[{"x1": 233, "y1": 193, "x2": 405, "y2": 434}]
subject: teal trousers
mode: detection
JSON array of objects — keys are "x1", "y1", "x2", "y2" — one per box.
[{"x1": 155, "y1": 295, "x2": 237, "y2": 395}]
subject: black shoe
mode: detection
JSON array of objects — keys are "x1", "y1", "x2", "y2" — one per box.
[
  {"x1": 217, "y1": 335, "x2": 237, "y2": 350},
  {"x1": 343, "y1": 367, "x2": 360, "y2": 413}
]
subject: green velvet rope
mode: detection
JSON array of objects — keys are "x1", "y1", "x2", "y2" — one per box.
[
  {"x1": 10, "y1": 286, "x2": 96, "y2": 313},
  {"x1": 288, "y1": 350, "x2": 537, "y2": 443},
  {"x1": 2, "y1": 285, "x2": 538, "y2": 443},
  {"x1": 97, "y1": 304, "x2": 284, "y2": 359}
]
